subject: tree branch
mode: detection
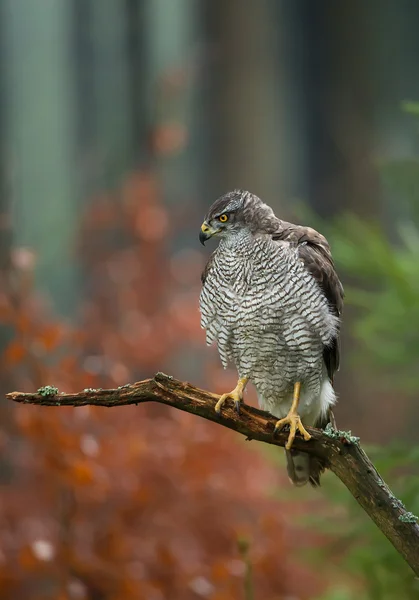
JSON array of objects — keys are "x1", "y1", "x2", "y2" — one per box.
[{"x1": 6, "y1": 372, "x2": 419, "y2": 576}]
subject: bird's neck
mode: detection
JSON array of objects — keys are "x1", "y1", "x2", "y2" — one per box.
[{"x1": 218, "y1": 228, "x2": 256, "y2": 252}]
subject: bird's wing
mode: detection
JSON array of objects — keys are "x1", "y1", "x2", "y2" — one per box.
[{"x1": 272, "y1": 222, "x2": 344, "y2": 381}]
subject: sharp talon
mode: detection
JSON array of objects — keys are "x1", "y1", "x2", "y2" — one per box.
[
  {"x1": 215, "y1": 393, "x2": 228, "y2": 414},
  {"x1": 274, "y1": 413, "x2": 311, "y2": 450},
  {"x1": 215, "y1": 392, "x2": 242, "y2": 415},
  {"x1": 214, "y1": 378, "x2": 248, "y2": 416}
]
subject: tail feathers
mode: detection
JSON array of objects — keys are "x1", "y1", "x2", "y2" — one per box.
[
  {"x1": 285, "y1": 449, "x2": 311, "y2": 486},
  {"x1": 285, "y1": 409, "x2": 334, "y2": 487},
  {"x1": 285, "y1": 449, "x2": 327, "y2": 487}
]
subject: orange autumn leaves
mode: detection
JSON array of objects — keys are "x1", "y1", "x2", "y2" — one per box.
[{"x1": 0, "y1": 173, "x2": 322, "y2": 600}]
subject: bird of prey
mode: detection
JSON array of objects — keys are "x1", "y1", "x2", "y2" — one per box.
[{"x1": 199, "y1": 190, "x2": 343, "y2": 486}]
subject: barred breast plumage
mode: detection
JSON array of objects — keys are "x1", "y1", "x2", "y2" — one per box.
[
  {"x1": 199, "y1": 190, "x2": 344, "y2": 486},
  {"x1": 200, "y1": 230, "x2": 338, "y2": 416}
]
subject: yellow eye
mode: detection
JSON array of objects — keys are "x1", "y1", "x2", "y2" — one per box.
[{"x1": 219, "y1": 214, "x2": 228, "y2": 222}]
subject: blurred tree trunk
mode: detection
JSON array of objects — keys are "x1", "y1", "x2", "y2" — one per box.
[
  {"x1": 290, "y1": 1, "x2": 379, "y2": 435},
  {"x1": 143, "y1": 0, "x2": 202, "y2": 211},
  {"x1": 368, "y1": 0, "x2": 419, "y2": 438},
  {"x1": 301, "y1": 0, "x2": 379, "y2": 218},
  {"x1": 126, "y1": 0, "x2": 147, "y2": 163},
  {"x1": 3, "y1": 0, "x2": 79, "y2": 317},
  {"x1": 142, "y1": 0, "x2": 205, "y2": 382},
  {"x1": 90, "y1": 0, "x2": 133, "y2": 188},
  {"x1": 209, "y1": 0, "x2": 284, "y2": 210},
  {"x1": 0, "y1": 7, "x2": 15, "y2": 472},
  {"x1": 0, "y1": 17, "x2": 12, "y2": 282},
  {"x1": 368, "y1": 0, "x2": 419, "y2": 223},
  {"x1": 300, "y1": 1, "x2": 419, "y2": 438}
]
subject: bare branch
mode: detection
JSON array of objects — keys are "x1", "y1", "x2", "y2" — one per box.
[{"x1": 6, "y1": 372, "x2": 419, "y2": 576}]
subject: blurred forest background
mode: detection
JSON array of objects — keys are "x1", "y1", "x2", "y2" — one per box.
[{"x1": 1, "y1": 1, "x2": 419, "y2": 599}]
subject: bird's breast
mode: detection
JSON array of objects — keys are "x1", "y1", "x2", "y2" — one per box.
[{"x1": 200, "y1": 238, "x2": 336, "y2": 370}]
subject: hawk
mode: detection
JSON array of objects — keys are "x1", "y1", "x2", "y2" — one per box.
[{"x1": 199, "y1": 190, "x2": 344, "y2": 486}]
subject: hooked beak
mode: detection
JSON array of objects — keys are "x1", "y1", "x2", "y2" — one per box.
[{"x1": 199, "y1": 222, "x2": 216, "y2": 245}]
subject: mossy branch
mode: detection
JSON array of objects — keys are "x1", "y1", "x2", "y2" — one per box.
[{"x1": 6, "y1": 372, "x2": 419, "y2": 577}]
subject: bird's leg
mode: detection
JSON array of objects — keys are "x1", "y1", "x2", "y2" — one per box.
[
  {"x1": 215, "y1": 377, "x2": 248, "y2": 415},
  {"x1": 274, "y1": 382, "x2": 312, "y2": 450}
]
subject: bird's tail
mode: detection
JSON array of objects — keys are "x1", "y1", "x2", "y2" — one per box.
[
  {"x1": 285, "y1": 410, "x2": 335, "y2": 487},
  {"x1": 285, "y1": 448, "x2": 324, "y2": 487}
]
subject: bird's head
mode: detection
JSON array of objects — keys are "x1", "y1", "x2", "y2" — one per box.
[{"x1": 199, "y1": 189, "x2": 279, "y2": 245}]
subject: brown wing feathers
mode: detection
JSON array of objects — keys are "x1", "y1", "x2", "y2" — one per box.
[
  {"x1": 274, "y1": 223, "x2": 343, "y2": 487},
  {"x1": 273, "y1": 223, "x2": 344, "y2": 383}
]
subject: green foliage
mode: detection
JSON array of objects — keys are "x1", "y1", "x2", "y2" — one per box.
[
  {"x1": 312, "y1": 444, "x2": 419, "y2": 600},
  {"x1": 315, "y1": 587, "x2": 360, "y2": 600},
  {"x1": 266, "y1": 442, "x2": 419, "y2": 599},
  {"x1": 401, "y1": 100, "x2": 419, "y2": 117},
  {"x1": 295, "y1": 103, "x2": 419, "y2": 394},
  {"x1": 292, "y1": 103, "x2": 419, "y2": 598},
  {"x1": 324, "y1": 214, "x2": 419, "y2": 392}
]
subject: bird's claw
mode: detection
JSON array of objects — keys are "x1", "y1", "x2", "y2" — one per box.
[
  {"x1": 274, "y1": 412, "x2": 311, "y2": 450},
  {"x1": 215, "y1": 390, "x2": 243, "y2": 415}
]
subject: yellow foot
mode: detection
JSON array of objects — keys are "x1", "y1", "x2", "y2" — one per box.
[
  {"x1": 274, "y1": 412, "x2": 311, "y2": 450},
  {"x1": 215, "y1": 377, "x2": 248, "y2": 415}
]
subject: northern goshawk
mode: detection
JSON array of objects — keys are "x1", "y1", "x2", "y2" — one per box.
[{"x1": 199, "y1": 190, "x2": 344, "y2": 486}]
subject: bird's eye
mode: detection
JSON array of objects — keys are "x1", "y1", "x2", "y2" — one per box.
[{"x1": 218, "y1": 214, "x2": 228, "y2": 222}]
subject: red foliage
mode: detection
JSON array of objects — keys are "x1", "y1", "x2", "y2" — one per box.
[{"x1": 0, "y1": 173, "x2": 324, "y2": 599}]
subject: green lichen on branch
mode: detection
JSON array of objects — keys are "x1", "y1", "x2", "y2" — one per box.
[
  {"x1": 322, "y1": 422, "x2": 360, "y2": 444},
  {"x1": 154, "y1": 372, "x2": 173, "y2": 380},
  {"x1": 37, "y1": 385, "x2": 59, "y2": 397},
  {"x1": 389, "y1": 493, "x2": 406, "y2": 511},
  {"x1": 399, "y1": 512, "x2": 418, "y2": 524}
]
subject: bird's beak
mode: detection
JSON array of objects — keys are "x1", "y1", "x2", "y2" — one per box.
[{"x1": 199, "y1": 222, "x2": 216, "y2": 245}]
